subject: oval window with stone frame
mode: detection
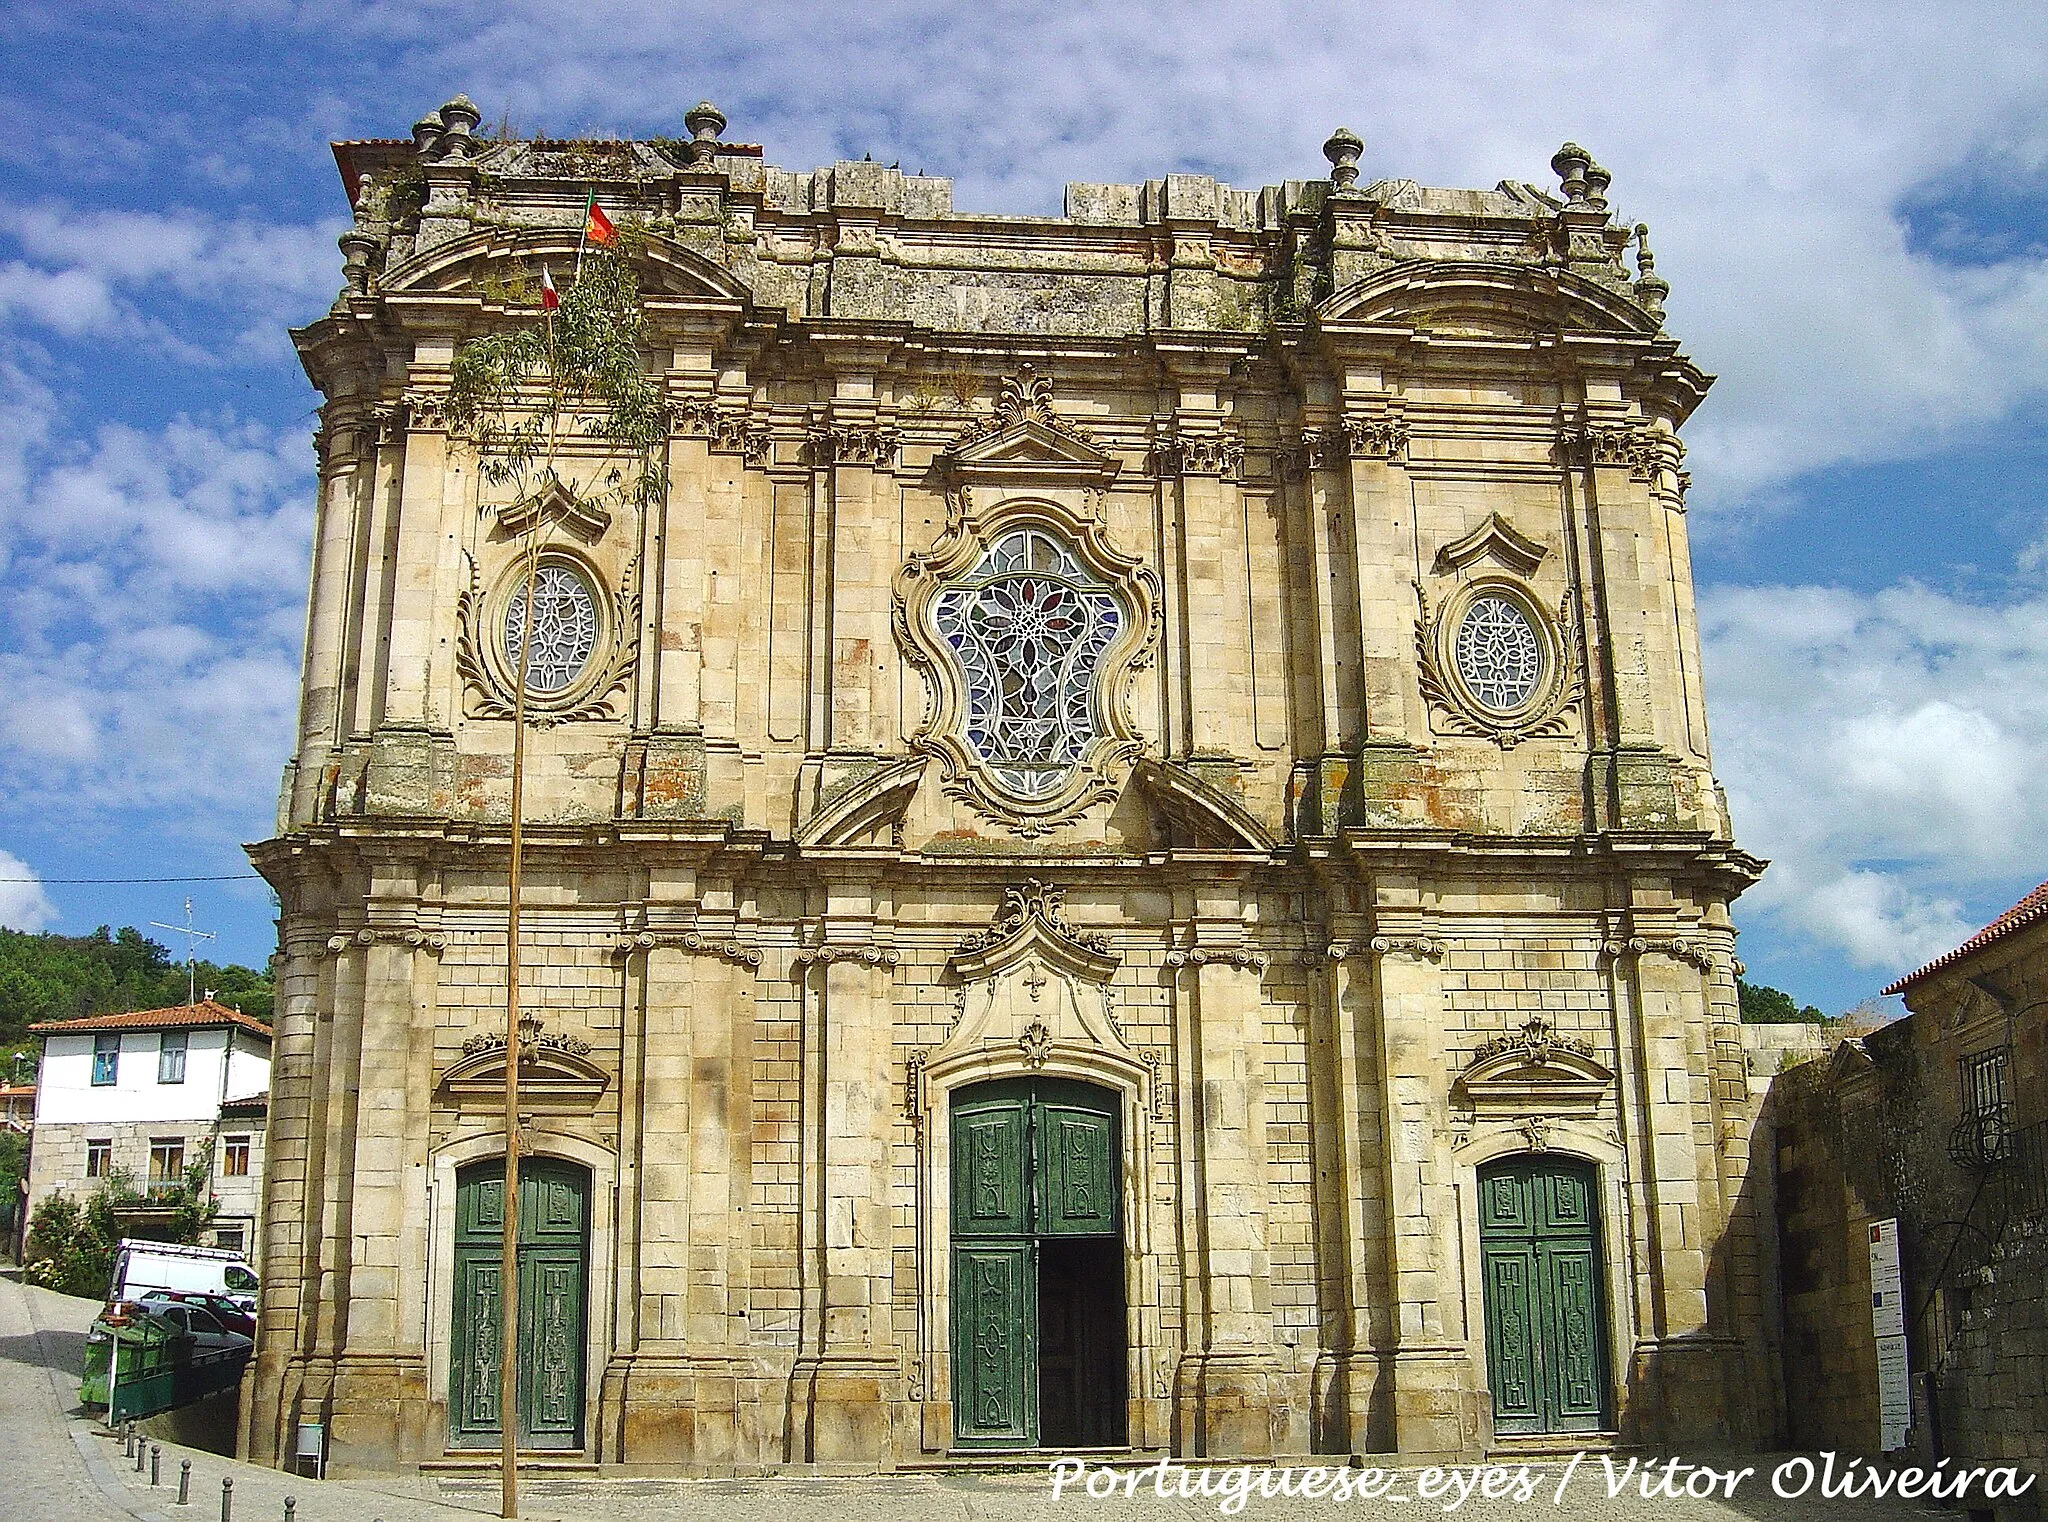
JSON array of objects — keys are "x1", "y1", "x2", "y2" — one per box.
[
  {"x1": 931, "y1": 526, "x2": 1124, "y2": 805},
  {"x1": 1453, "y1": 592, "x2": 1548, "y2": 715},
  {"x1": 501, "y1": 559, "x2": 601, "y2": 696}
]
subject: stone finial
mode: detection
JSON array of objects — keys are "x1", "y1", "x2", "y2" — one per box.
[
  {"x1": 438, "y1": 94, "x2": 481, "y2": 157},
  {"x1": 411, "y1": 110, "x2": 444, "y2": 156},
  {"x1": 1550, "y1": 142, "x2": 1591, "y2": 205},
  {"x1": 1632, "y1": 222, "x2": 1669, "y2": 320},
  {"x1": 684, "y1": 100, "x2": 727, "y2": 165},
  {"x1": 1322, "y1": 127, "x2": 1364, "y2": 191},
  {"x1": 1583, "y1": 159, "x2": 1611, "y2": 212}
]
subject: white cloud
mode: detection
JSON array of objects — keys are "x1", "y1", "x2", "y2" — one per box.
[
  {"x1": 0, "y1": 849, "x2": 56, "y2": 933},
  {"x1": 0, "y1": 200, "x2": 342, "y2": 354},
  {"x1": 1701, "y1": 578, "x2": 2048, "y2": 975},
  {"x1": 348, "y1": 0, "x2": 2048, "y2": 506},
  {"x1": 0, "y1": 363, "x2": 311, "y2": 817}
]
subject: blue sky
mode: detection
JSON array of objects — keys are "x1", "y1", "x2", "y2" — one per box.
[{"x1": 2, "y1": 2, "x2": 2045, "y2": 1013}]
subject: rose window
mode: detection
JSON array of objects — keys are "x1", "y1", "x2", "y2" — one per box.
[
  {"x1": 1453, "y1": 594, "x2": 1544, "y2": 712},
  {"x1": 503, "y1": 564, "x2": 600, "y2": 694},
  {"x1": 932, "y1": 528, "x2": 1123, "y2": 800}
]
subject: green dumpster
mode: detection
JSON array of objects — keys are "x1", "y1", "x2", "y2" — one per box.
[{"x1": 81, "y1": 1306, "x2": 180, "y2": 1421}]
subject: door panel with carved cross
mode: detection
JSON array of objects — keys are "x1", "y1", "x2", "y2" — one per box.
[{"x1": 451, "y1": 1158, "x2": 590, "y2": 1450}]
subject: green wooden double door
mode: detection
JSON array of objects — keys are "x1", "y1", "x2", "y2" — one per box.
[
  {"x1": 1479, "y1": 1157, "x2": 1611, "y2": 1435},
  {"x1": 951, "y1": 1078, "x2": 1126, "y2": 1449},
  {"x1": 450, "y1": 1158, "x2": 590, "y2": 1450}
]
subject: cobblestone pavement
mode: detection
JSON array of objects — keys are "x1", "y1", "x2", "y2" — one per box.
[{"x1": 0, "y1": 1269, "x2": 1988, "y2": 1522}]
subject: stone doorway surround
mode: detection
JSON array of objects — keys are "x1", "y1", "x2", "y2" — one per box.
[
  {"x1": 425, "y1": 1127, "x2": 619, "y2": 1461},
  {"x1": 911, "y1": 883, "x2": 1165, "y2": 1453}
]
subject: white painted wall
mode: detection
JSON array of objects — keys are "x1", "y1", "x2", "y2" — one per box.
[{"x1": 34, "y1": 1027, "x2": 272, "y2": 1126}]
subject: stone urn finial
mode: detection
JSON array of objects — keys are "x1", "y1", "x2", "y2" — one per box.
[
  {"x1": 1582, "y1": 159, "x2": 1612, "y2": 212},
  {"x1": 1632, "y1": 222, "x2": 1669, "y2": 320},
  {"x1": 684, "y1": 99, "x2": 728, "y2": 165},
  {"x1": 1322, "y1": 127, "x2": 1364, "y2": 191},
  {"x1": 411, "y1": 109, "x2": 444, "y2": 157},
  {"x1": 438, "y1": 94, "x2": 481, "y2": 157},
  {"x1": 1550, "y1": 142, "x2": 1591, "y2": 206}
]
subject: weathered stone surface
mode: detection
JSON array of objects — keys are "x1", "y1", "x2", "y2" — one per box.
[{"x1": 245, "y1": 101, "x2": 1771, "y2": 1474}]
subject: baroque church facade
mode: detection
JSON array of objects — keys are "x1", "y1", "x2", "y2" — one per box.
[{"x1": 245, "y1": 96, "x2": 1775, "y2": 1473}]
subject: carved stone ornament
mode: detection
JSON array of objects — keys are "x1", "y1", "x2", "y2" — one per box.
[
  {"x1": 1559, "y1": 417, "x2": 1654, "y2": 477},
  {"x1": 952, "y1": 366, "x2": 1100, "y2": 454},
  {"x1": 1155, "y1": 429, "x2": 1246, "y2": 480},
  {"x1": 1415, "y1": 577, "x2": 1582, "y2": 747},
  {"x1": 1341, "y1": 411, "x2": 1410, "y2": 462},
  {"x1": 438, "y1": 1022, "x2": 610, "y2": 1114},
  {"x1": 1602, "y1": 935, "x2": 1717, "y2": 972},
  {"x1": 1018, "y1": 1019, "x2": 1053, "y2": 1069},
  {"x1": 326, "y1": 926, "x2": 446, "y2": 955},
  {"x1": 809, "y1": 423, "x2": 899, "y2": 469},
  {"x1": 676, "y1": 398, "x2": 773, "y2": 463},
  {"x1": 1458, "y1": 1011, "x2": 1613, "y2": 1122},
  {"x1": 1520, "y1": 1116, "x2": 1553, "y2": 1153},
  {"x1": 895, "y1": 491, "x2": 1159, "y2": 833},
  {"x1": 456, "y1": 548, "x2": 639, "y2": 725},
  {"x1": 1370, "y1": 934, "x2": 1446, "y2": 962},
  {"x1": 1432, "y1": 513, "x2": 1549, "y2": 578},
  {"x1": 793, "y1": 943, "x2": 901, "y2": 970},
  {"x1": 952, "y1": 879, "x2": 1115, "y2": 974},
  {"x1": 1164, "y1": 944, "x2": 1269, "y2": 973},
  {"x1": 493, "y1": 479, "x2": 611, "y2": 544},
  {"x1": 611, "y1": 930, "x2": 762, "y2": 969}
]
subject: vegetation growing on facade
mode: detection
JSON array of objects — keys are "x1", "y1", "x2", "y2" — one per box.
[
  {"x1": 445, "y1": 238, "x2": 671, "y2": 518},
  {"x1": 23, "y1": 1154, "x2": 218, "y2": 1299}
]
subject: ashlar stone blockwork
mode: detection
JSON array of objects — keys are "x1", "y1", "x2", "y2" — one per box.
[{"x1": 244, "y1": 101, "x2": 1773, "y2": 1473}]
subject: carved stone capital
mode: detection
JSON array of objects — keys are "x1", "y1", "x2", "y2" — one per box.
[
  {"x1": 1601, "y1": 935, "x2": 1716, "y2": 972},
  {"x1": 611, "y1": 930, "x2": 761, "y2": 969},
  {"x1": 809, "y1": 424, "x2": 898, "y2": 469},
  {"x1": 1164, "y1": 945, "x2": 1268, "y2": 973},
  {"x1": 1156, "y1": 430, "x2": 1245, "y2": 480},
  {"x1": 1341, "y1": 413, "x2": 1409, "y2": 462},
  {"x1": 326, "y1": 926, "x2": 446, "y2": 956},
  {"x1": 1370, "y1": 934, "x2": 1446, "y2": 963},
  {"x1": 792, "y1": 943, "x2": 901, "y2": 970}
]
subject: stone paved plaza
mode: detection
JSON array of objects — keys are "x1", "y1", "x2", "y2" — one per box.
[{"x1": 1, "y1": 1271, "x2": 1980, "y2": 1522}]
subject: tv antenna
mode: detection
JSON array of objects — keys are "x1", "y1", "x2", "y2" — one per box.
[{"x1": 149, "y1": 897, "x2": 216, "y2": 1008}]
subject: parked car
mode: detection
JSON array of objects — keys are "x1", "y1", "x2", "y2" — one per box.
[
  {"x1": 136, "y1": 1290, "x2": 255, "y2": 1338},
  {"x1": 136, "y1": 1296, "x2": 254, "y2": 1359}
]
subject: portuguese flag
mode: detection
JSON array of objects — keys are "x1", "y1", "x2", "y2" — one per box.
[{"x1": 583, "y1": 195, "x2": 616, "y2": 247}]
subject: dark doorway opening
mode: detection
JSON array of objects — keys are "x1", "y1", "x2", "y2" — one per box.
[{"x1": 1037, "y1": 1236, "x2": 1127, "y2": 1447}]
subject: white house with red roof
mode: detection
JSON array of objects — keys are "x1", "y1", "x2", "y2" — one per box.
[{"x1": 25, "y1": 1000, "x2": 272, "y2": 1259}]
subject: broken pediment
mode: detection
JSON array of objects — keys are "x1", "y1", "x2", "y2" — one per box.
[
  {"x1": 438, "y1": 1026, "x2": 611, "y2": 1115},
  {"x1": 1455, "y1": 1015, "x2": 1614, "y2": 1118},
  {"x1": 948, "y1": 879, "x2": 1120, "y2": 986},
  {"x1": 1133, "y1": 758, "x2": 1277, "y2": 852},
  {"x1": 494, "y1": 479, "x2": 612, "y2": 544},
  {"x1": 796, "y1": 755, "x2": 926, "y2": 847},
  {"x1": 1432, "y1": 512, "x2": 1549, "y2": 577},
  {"x1": 937, "y1": 370, "x2": 1120, "y2": 490}
]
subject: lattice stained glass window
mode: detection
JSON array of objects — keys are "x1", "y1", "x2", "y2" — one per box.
[
  {"x1": 503, "y1": 564, "x2": 599, "y2": 694},
  {"x1": 1453, "y1": 594, "x2": 1545, "y2": 713},
  {"x1": 931, "y1": 527, "x2": 1123, "y2": 800}
]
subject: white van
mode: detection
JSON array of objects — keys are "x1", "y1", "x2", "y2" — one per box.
[{"x1": 110, "y1": 1240, "x2": 259, "y2": 1312}]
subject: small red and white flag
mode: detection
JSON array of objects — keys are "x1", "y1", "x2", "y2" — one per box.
[
  {"x1": 539, "y1": 264, "x2": 559, "y2": 311},
  {"x1": 584, "y1": 196, "x2": 616, "y2": 247}
]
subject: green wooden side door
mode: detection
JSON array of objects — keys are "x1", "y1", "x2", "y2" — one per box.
[
  {"x1": 1479, "y1": 1157, "x2": 1609, "y2": 1435},
  {"x1": 950, "y1": 1079, "x2": 1118, "y2": 1448},
  {"x1": 451, "y1": 1158, "x2": 590, "y2": 1450}
]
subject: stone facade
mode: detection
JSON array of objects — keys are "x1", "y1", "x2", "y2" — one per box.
[
  {"x1": 244, "y1": 98, "x2": 1772, "y2": 1474},
  {"x1": 1772, "y1": 886, "x2": 2048, "y2": 1516}
]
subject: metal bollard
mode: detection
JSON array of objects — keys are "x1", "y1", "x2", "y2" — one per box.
[
  {"x1": 152, "y1": 1446, "x2": 161, "y2": 1486},
  {"x1": 136, "y1": 1440, "x2": 146, "y2": 1473},
  {"x1": 123, "y1": 1421, "x2": 134, "y2": 1457},
  {"x1": 220, "y1": 1476, "x2": 232, "y2": 1522},
  {"x1": 178, "y1": 1459, "x2": 191, "y2": 1505},
  {"x1": 284, "y1": 1498, "x2": 295, "y2": 1522}
]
